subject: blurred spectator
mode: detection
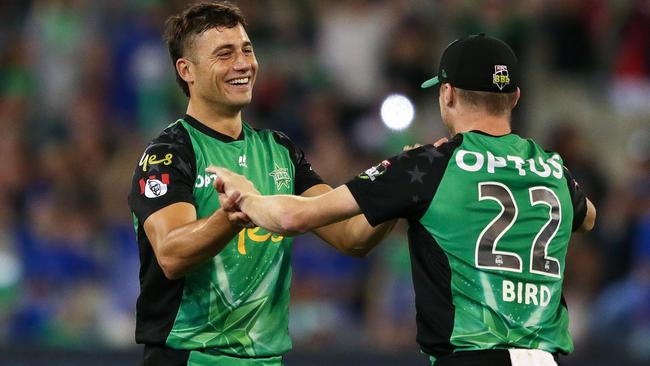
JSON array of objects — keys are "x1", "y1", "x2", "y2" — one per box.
[
  {"x1": 316, "y1": 0, "x2": 398, "y2": 125},
  {"x1": 363, "y1": 226, "x2": 416, "y2": 351},
  {"x1": 547, "y1": 123, "x2": 608, "y2": 208},
  {"x1": 610, "y1": 0, "x2": 650, "y2": 114}
]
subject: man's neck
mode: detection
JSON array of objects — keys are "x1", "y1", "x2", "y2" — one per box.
[
  {"x1": 186, "y1": 99, "x2": 243, "y2": 139},
  {"x1": 451, "y1": 111, "x2": 512, "y2": 136}
]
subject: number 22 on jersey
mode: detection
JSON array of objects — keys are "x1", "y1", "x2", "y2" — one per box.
[{"x1": 475, "y1": 182, "x2": 562, "y2": 279}]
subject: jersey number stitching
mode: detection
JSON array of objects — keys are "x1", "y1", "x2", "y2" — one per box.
[{"x1": 475, "y1": 182, "x2": 562, "y2": 278}]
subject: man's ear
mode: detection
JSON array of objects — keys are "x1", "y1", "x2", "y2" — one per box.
[
  {"x1": 512, "y1": 87, "x2": 521, "y2": 108},
  {"x1": 176, "y1": 58, "x2": 194, "y2": 86},
  {"x1": 441, "y1": 83, "x2": 455, "y2": 108}
]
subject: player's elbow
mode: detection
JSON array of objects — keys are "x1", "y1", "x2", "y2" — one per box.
[{"x1": 158, "y1": 255, "x2": 185, "y2": 280}]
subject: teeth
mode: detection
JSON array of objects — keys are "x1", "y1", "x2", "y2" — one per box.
[{"x1": 229, "y1": 78, "x2": 249, "y2": 85}]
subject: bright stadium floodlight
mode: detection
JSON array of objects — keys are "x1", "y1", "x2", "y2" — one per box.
[{"x1": 380, "y1": 93, "x2": 415, "y2": 131}]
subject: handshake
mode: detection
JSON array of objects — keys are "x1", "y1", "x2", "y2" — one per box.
[{"x1": 206, "y1": 166, "x2": 260, "y2": 229}]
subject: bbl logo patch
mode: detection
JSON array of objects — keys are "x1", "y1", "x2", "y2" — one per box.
[{"x1": 492, "y1": 65, "x2": 510, "y2": 90}]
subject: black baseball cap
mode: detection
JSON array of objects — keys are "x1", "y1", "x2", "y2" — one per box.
[{"x1": 421, "y1": 34, "x2": 518, "y2": 93}]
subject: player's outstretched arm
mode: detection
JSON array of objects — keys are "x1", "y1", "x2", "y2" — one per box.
[
  {"x1": 143, "y1": 193, "x2": 245, "y2": 280},
  {"x1": 208, "y1": 166, "x2": 365, "y2": 236}
]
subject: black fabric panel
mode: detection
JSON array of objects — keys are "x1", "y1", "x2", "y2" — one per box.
[
  {"x1": 346, "y1": 135, "x2": 463, "y2": 226},
  {"x1": 142, "y1": 344, "x2": 190, "y2": 366},
  {"x1": 436, "y1": 349, "x2": 512, "y2": 366},
  {"x1": 270, "y1": 130, "x2": 324, "y2": 194},
  {"x1": 563, "y1": 167, "x2": 588, "y2": 231},
  {"x1": 128, "y1": 121, "x2": 196, "y2": 345},
  {"x1": 134, "y1": 218, "x2": 186, "y2": 345},
  {"x1": 407, "y1": 221, "x2": 455, "y2": 358}
]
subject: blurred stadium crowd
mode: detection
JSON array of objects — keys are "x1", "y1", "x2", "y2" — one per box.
[{"x1": 0, "y1": 0, "x2": 649, "y2": 364}]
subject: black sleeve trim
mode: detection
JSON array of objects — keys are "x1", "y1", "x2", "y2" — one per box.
[
  {"x1": 128, "y1": 122, "x2": 197, "y2": 224},
  {"x1": 564, "y1": 167, "x2": 587, "y2": 232},
  {"x1": 271, "y1": 130, "x2": 324, "y2": 194}
]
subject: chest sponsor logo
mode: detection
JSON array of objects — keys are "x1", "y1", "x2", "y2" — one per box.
[
  {"x1": 139, "y1": 152, "x2": 173, "y2": 172},
  {"x1": 238, "y1": 155, "x2": 248, "y2": 168},
  {"x1": 195, "y1": 173, "x2": 218, "y2": 189},
  {"x1": 236, "y1": 227, "x2": 284, "y2": 255},
  {"x1": 139, "y1": 174, "x2": 169, "y2": 198},
  {"x1": 269, "y1": 163, "x2": 291, "y2": 191},
  {"x1": 359, "y1": 160, "x2": 391, "y2": 181},
  {"x1": 493, "y1": 65, "x2": 510, "y2": 91}
]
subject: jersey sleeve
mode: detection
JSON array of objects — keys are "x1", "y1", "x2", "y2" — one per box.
[
  {"x1": 345, "y1": 144, "x2": 451, "y2": 226},
  {"x1": 563, "y1": 167, "x2": 588, "y2": 231},
  {"x1": 272, "y1": 131, "x2": 324, "y2": 194},
  {"x1": 128, "y1": 134, "x2": 197, "y2": 224}
]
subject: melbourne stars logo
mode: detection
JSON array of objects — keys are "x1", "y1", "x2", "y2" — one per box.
[{"x1": 269, "y1": 163, "x2": 291, "y2": 191}]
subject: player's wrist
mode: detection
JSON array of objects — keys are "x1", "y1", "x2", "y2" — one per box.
[{"x1": 236, "y1": 192, "x2": 253, "y2": 211}]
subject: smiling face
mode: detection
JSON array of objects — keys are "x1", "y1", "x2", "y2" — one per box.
[{"x1": 181, "y1": 23, "x2": 258, "y2": 112}]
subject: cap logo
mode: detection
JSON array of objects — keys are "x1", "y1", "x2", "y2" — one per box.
[{"x1": 492, "y1": 65, "x2": 510, "y2": 90}]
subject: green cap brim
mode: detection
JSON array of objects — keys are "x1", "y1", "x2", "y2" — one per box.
[{"x1": 420, "y1": 76, "x2": 439, "y2": 89}]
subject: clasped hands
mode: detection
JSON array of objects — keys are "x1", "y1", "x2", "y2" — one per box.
[
  {"x1": 205, "y1": 137, "x2": 449, "y2": 229},
  {"x1": 206, "y1": 166, "x2": 259, "y2": 228}
]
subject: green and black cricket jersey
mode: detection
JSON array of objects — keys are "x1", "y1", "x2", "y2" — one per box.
[
  {"x1": 128, "y1": 115, "x2": 323, "y2": 363},
  {"x1": 346, "y1": 131, "x2": 588, "y2": 362}
]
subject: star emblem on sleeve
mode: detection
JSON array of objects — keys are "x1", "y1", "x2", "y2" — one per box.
[
  {"x1": 418, "y1": 146, "x2": 442, "y2": 164},
  {"x1": 407, "y1": 165, "x2": 426, "y2": 184}
]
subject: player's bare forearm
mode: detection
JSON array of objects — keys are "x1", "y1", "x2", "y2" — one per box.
[
  {"x1": 237, "y1": 192, "x2": 355, "y2": 236},
  {"x1": 144, "y1": 202, "x2": 241, "y2": 280},
  {"x1": 302, "y1": 184, "x2": 396, "y2": 257},
  {"x1": 210, "y1": 166, "x2": 394, "y2": 255},
  {"x1": 315, "y1": 215, "x2": 397, "y2": 257}
]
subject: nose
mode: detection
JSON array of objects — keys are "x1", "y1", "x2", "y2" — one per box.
[{"x1": 233, "y1": 52, "x2": 251, "y2": 72}]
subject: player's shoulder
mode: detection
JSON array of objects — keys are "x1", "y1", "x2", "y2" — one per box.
[
  {"x1": 398, "y1": 134, "x2": 464, "y2": 162},
  {"x1": 143, "y1": 119, "x2": 193, "y2": 155},
  {"x1": 251, "y1": 126, "x2": 304, "y2": 154},
  {"x1": 133, "y1": 119, "x2": 196, "y2": 177}
]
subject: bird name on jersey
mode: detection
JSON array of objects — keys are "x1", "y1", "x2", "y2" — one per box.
[
  {"x1": 455, "y1": 149, "x2": 564, "y2": 178},
  {"x1": 502, "y1": 280, "x2": 552, "y2": 307}
]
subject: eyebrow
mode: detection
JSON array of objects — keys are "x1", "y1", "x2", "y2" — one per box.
[{"x1": 211, "y1": 41, "x2": 253, "y2": 55}]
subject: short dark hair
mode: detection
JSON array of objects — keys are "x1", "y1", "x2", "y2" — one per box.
[
  {"x1": 455, "y1": 88, "x2": 518, "y2": 116},
  {"x1": 163, "y1": 1, "x2": 247, "y2": 97}
]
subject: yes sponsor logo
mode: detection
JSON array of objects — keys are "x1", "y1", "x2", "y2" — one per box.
[
  {"x1": 236, "y1": 227, "x2": 284, "y2": 255},
  {"x1": 359, "y1": 160, "x2": 391, "y2": 181},
  {"x1": 139, "y1": 174, "x2": 170, "y2": 198},
  {"x1": 139, "y1": 152, "x2": 173, "y2": 172}
]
